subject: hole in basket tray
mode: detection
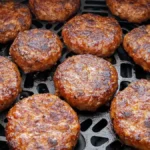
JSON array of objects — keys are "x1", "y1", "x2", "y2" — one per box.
[
  {"x1": 120, "y1": 81, "x2": 130, "y2": 91},
  {"x1": 4, "y1": 118, "x2": 8, "y2": 123},
  {"x1": 74, "y1": 134, "x2": 86, "y2": 150},
  {"x1": 81, "y1": 119, "x2": 92, "y2": 132},
  {"x1": 92, "y1": 119, "x2": 107, "y2": 132},
  {"x1": 0, "y1": 141, "x2": 9, "y2": 150},
  {"x1": 106, "y1": 140, "x2": 122, "y2": 150},
  {"x1": 134, "y1": 65, "x2": 146, "y2": 79},
  {"x1": 24, "y1": 73, "x2": 34, "y2": 88},
  {"x1": 121, "y1": 64, "x2": 132, "y2": 78},
  {"x1": 32, "y1": 20, "x2": 43, "y2": 28},
  {"x1": 19, "y1": 91, "x2": 34, "y2": 100},
  {"x1": 85, "y1": 0, "x2": 106, "y2": 5},
  {"x1": 91, "y1": 136, "x2": 108, "y2": 147},
  {"x1": 37, "y1": 83, "x2": 49, "y2": 94},
  {"x1": 0, "y1": 125, "x2": 5, "y2": 136}
]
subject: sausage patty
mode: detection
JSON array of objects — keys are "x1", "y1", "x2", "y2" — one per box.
[
  {"x1": 6, "y1": 94, "x2": 80, "y2": 150},
  {"x1": 62, "y1": 13, "x2": 122, "y2": 57},
  {"x1": 0, "y1": 1, "x2": 31, "y2": 44},
  {"x1": 54, "y1": 54, "x2": 118, "y2": 111},
  {"x1": 29, "y1": 0, "x2": 80, "y2": 22},
  {"x1": 106, "y1": 0, "x2": 150, "y2": 23},
  {"x1": 10, "y1": 29, "x2": 63, "y2": 73},
  {"x1": 0, "y1": 56, "x2": 21, "y2": 112},
  {"x1": 111, "y1": 79, "x2": 150, "y2": 150},
  {"x1": 123, "y1": 25, "x2": 150, "y2": 72}
]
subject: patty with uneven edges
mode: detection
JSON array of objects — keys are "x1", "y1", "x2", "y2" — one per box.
[
  {"x1": 111, "y1": 79, "x2": 150, "y2": 150},
  {"x1": 0, "y1": 56, "x2": 21, "y2": 112},
  {"x1": 0, "y1": 1, "x2": 31, "y2": 43},
  {"x1": 29, "y1": 0, "x2": 80, "y2": 22},
  {"x1": 106, "y1": 0, "x2": 150, "y2": 23},
  {"x1": 6, "y1": 94, "x2": 80, "y2": 150},
  {"x1": 62, "y1": 13, "x2": 122, "y2": 57},
  {"x1": 10, "y1": 29, "x2": 63, "y2": 73},
  {"x1": 123, "y1": 25, "x2": 150, "y2": 72},
  {"x1": 54, "y1": 54, "x2": 118, "y2": 111}
]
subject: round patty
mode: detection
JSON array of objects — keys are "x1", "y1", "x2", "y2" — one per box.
[
  {"x1": 106, "y1": 0, "x2": 150, "y2": 23},
  {"x1": 54, "y1": 54, "x2": 118, "y2": 111},
  {"x1": 29, "y1": 0, "x2": 80, "y2": 22},
  {"x1": 6, "y1": 94, "x2": 80, "y2": 150},
  {"x1": 123, "y1": 25, "x2": 150, "y2": 72},
  {"x1": 0, "y1": 56, "x2": 21, "y2": 112},
  {"x1": 111, "y1": 79, "x2": 150, "y2": 150},
  {"x1": 62, "y1": 13, "x2": 122, "y2": 57},
  {"x1": 10, "y1": 29, "x2": 63, "y2": 73},
  {"x1": 0, "y1": 1, "x2": 31, "y2": 44}
]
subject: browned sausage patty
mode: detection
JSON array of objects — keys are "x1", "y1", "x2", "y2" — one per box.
[
  {"x1": 54, "y1": 54, "x2": 118, "y2": 111},
  {"x1": 62, "y1": 13, "x2": 122, "y2": 57},
  {"x1": 0, "y1": 1, "x2": 31, "y2": 44},
  {"x1": 10, "y1": 29, "x2": 63, "y2": 73},
  {"x1": 29, "y1": 0, "x2": 80, "y2": 22},
  {"x1": 106, "y1": 0, "x2": 150, "y2": 23},
  {"x1": 123, "y1": 25, "x2": 150, "y2": 72},
  {"x1": 111, "y1": 79, "x2": 150, "y2": 150},
  {"x1": 6, "y1": 94, "x2": 80, "y2": 150},
  {"x1": 0, "y1": 56, "x2": 21, "y2": 112}
]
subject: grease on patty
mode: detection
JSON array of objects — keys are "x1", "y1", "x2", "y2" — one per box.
[
  {"x1": 10, "y1": 29, "x2": 63, "y2": 73},
  {"x1": 6, "y1": 94, "x2": 80, "y2": 150},
  {"x1": 0, "y1": 1, "x2": 31, "y2": 43},
  {"x1": 54, "y1": 54, "x2": 118, "y2": 111},
  {"x1": 111, "y1": 79, "x2": 150, "y2": 150}
]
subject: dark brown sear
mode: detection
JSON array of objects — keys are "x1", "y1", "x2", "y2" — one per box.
[
  {"x1": 62, "y1": 13, "x2": 122, "y2": 57},
  {"x1": 6, "y1": 94, "x2": 80, "y2": 150},
  {"x1": 29, "y1": 0, "x2": 80, "y2": 22},
  {"x1": 10, "y1": 29, "x2": 63, "y2": 73},
  {"x1": 54, "y1": 54, "x2": 118, "y2": 111},
  {"x1": 0, "y1": 1, "x2": 31, "y2": 43},
  {"x1": 123, "y1": 25, "x2": 150, "y2": 72},
  {"x1": 111, "y1": 79, "x2": 150, "y2": 150},
  {"x1": 0, "y1": 56, "x2": 21, "y2": 112},
  {"x1": 106, "y1": 0, "x2": 150, "y2": 23}
]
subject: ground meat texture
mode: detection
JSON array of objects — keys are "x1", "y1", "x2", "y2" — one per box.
[
  {"x1": 0, "y1": 1, "x2": 31, "y2": 44},
  {"x1": 123, "y1": 25, "x2": 150, "y2": 72},
  {"x1": 111, "y1": 79, "x2": 150, "y2": 150},
  {"x1": 62, "y1": 13, "x2": 122, "y2": 57},
  {"x1": 106, "y1": 0, "x2": 150, "y2": 23},
  {"x1": 6, "y1": 94, "x2": 80, "y2": 150},
  {"x1": 10, "y1": 29, "x2": 63, "y2": 73},
  {"x1": 0, "y1": 56, "x2": 21, "y2": 112},
  {"x1": 29, "y1": 0, "x2": 80, "y2": 22},
  {"x1": 54, "y1": 54, "x2": 118, "y2": 111}
]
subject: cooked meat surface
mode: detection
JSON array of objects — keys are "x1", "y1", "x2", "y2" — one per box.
[
  {"x1": 54, "y1": 54, "x2": 118, "y2": 111},
  {"x1": 123, "y1": 25, "x2": 150, "y2": 72},
  {"x1": 62, "y1": 13, "x2": 122, "y2": 57},
  {"x1": 0, "y1": 56, "x2": 21, "y2": 112},
  {"x1": 111, "y1": 79, "x2": 150, "y2": 150},
  {"x1": 10, "y1": 29, "x2": 63, "y2": 73},
  {"x1": 6, "y1": 94, "x2": 80, "y2": 150},
  {"x1": 29, "y1": 0, "x2": 80, "y2": 22},
  {"x1": 0, "y1": 1, "x2": 31, "y2": 43},
  {"x1": 106, "y1": 0, "x2": 150, "y2": 23}
]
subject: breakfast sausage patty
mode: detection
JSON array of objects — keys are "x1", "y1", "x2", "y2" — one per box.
[
  {"x1": 123, "y1": 25, "x2": 150, "y2": 72},
  {"x1": 62, "y1": 13, "x2": 122, "y2": 57},
  {"x1": 54, "y1": 54, "x2": 118, "y2": 111},
  {"x1": 0, "y1": 56, "x2": 21, "y2": 112},
  {"x1": 10, "y1": 29, "x2": 63, "y2": 73},
  {"x1": 29, "y1": 0, "x2": 80, "y2": 22},
  {"x1": 0, "y1": 1, "x2": 31, "y2": 44},
  {"x1": 106, "y1": 0, "x2": 150, "y2": 23},
  {"x1": 111, "y1": 79, "x2": 150, "y2": 150},
  {"x1": 6, "y1": 94, "x2": 80, "y2": 150}
]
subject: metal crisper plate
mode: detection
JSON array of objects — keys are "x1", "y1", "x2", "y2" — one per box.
[{"x1": 0, "y1": 0, "x2": 150, "y2": 150}]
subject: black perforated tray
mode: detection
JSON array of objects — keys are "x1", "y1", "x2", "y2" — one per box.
[{"x1": 0, "y1": 0, "x2": 150, "y2": 150}]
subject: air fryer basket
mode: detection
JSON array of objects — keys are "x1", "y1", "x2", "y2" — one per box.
[{"x1": 0, "y1": 0, "x2": 150, "y2": 150}]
